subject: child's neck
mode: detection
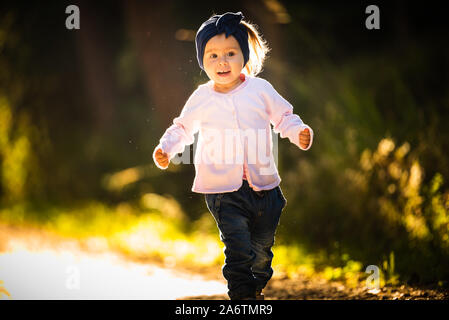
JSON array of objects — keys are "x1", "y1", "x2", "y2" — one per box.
[{"x1": 213, "y1": 74, "x2": 245, "y2": 93}]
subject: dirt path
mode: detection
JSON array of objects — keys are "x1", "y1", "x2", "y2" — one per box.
[
  {"x1": 178, "y1": 256, "x2": 449, "y2": 300},
  {"x1": 0, "y1": 223, "x2": 227, "y2": 299},
  {"x1": 183, "y1": 274, "x2": 449, "y2": 300},
  {"x1": 1, "y1": 223, "x2": 447, "y2": 300}
]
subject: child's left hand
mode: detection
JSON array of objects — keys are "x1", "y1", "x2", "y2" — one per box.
[{"x1": 299, "y1": 128, "x2": 311, "y2": 149}]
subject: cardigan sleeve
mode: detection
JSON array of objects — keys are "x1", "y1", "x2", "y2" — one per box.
[
  {"x1": 262, "y1": 79, "x2": 314, "y2": 151},
  {"x1": 153, "y1": 88, "x2": 203, "y2": 169}
]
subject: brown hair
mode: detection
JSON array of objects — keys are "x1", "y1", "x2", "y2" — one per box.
[{"x1": 241, "y1": 20, "x2": 270, "y2": 76}]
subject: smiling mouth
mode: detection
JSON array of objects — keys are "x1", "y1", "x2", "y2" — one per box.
[{"x1": 217, "y1": 71, "x2": 231, "y2": 76}]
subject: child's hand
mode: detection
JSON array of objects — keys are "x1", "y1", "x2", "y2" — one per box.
[
  {"x1": 299, "y1": 128, "x2": 311, "y2": 149},
  {"x1": 154, "y1": 148, "x2": 169, "y2": 169}
]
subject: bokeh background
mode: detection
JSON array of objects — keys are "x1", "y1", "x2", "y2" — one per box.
[{"x1": 1, "y1": 0, "x2": 448, "y2": 292}]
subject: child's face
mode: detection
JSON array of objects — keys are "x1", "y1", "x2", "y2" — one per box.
[{"x1": 203, "y1": 33, "x2": 244, "y2": 92}]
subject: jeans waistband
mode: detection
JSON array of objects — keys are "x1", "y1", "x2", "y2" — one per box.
[{"x1": 241, "y1": 179, "x2": 271, "y2": 198}]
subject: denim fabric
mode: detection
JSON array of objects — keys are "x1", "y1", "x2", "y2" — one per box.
[{"x1": 205, "y1": 179, "x2": 287, "y2": 300}]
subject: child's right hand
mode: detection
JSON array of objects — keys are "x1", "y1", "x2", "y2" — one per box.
[{"x1": 154, "y1": 148, "x2": 169, "y2": 169}]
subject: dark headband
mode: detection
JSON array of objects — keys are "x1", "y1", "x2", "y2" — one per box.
[{"x1": 195, "y1": 12, "x2": 250, "y2": 71}]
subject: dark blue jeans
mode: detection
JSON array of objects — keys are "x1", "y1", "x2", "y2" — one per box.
[{"x1": 204, "y1": 179, "x2": 287, "y2": 300}]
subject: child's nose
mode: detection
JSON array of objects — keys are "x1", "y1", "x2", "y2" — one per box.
[{"x1": 219, "y1": 55, "x2": 228, "y2": 64}]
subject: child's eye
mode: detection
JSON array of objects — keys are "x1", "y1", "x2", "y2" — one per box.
[
  {"x1": 210, "y1": 53, "x2": 217, "y2": 59},
  {"x1": 227, "y1": 52, "x2": 235, "y2": 57}
]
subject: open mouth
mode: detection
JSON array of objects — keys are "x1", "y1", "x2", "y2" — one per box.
[{"x1": 217, "y1": 71, "x2": 231, "y2": 77}]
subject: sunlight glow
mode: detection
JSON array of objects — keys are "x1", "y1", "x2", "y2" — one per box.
[{"x1": 0, "y1": 239, "x2": 226, "y2": 300}]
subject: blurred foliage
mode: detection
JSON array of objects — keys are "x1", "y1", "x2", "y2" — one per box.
[
  {"x1": 276, "y1": 24, "x2": 449, "y2": 284},
  {"x1": 0, "y1": 197, "x2": 223, "y2": 267},
  {"x1": 0, "y1": 12, "x2": 48, "y2": 206},
  {"x1": 0, "y1": 1, "x2": 448, "y2": 286}
]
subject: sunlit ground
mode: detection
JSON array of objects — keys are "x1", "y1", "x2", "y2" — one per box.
[
  {"x1": 0, "y1": 198, "x2": 380, "y2": 300},
  {"x1": 0, "y1": 199, "x2": 231, "y2": 300},
  {"x1": 0, "y1": 238, "x2": 227, "y2": 300}
]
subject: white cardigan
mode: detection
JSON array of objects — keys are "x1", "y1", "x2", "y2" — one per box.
[{"x1": 153, "y1": 75, "x2": 313, "y2": 194}]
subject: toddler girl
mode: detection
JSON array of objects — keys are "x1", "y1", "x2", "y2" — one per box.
[{"x1": 153, "y1": 12, "x2": 313, "y2": 300}]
